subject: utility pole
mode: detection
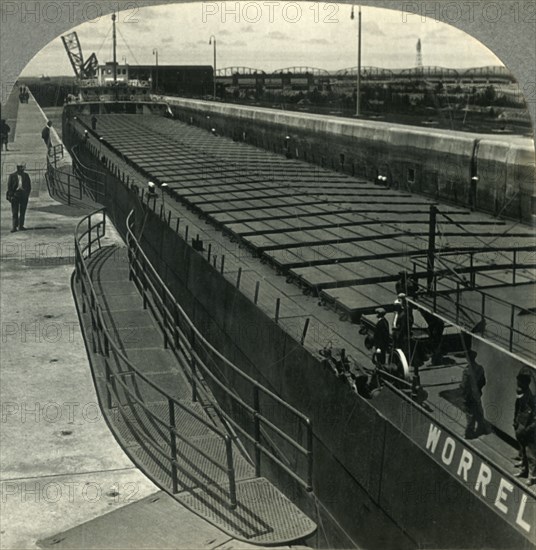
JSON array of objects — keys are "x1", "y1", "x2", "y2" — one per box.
[
  {"x1": 351, "y1": 5, "x2": 362, "y2": 117},
  {"x1": 209, "y1": 35, "x2": 217, "y2": 100},
  {"x1": 153, "y1": 49, "x2": 159, "y2": 92},
  {"x1": 112, "y1": 12, "x2": 117, "y2": 83}
]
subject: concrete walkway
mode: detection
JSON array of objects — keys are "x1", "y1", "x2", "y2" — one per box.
[
  {"x1": 0, "y1": 95, "x2": 310, "y2": 549},
  {"x1": 0, "y1": 94, "x2": 159, "y2": 549}
]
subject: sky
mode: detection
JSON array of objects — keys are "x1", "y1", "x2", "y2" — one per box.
[{"x1": 21, "y1": 2, "x2": 504, "y2": 76}]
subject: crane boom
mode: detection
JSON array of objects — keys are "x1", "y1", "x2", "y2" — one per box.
[{"x1": 61, "y1": 31, "x2": 98, "y2": 80}]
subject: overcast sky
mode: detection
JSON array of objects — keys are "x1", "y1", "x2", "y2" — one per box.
[{"x1": 22, "y1": 2, "x2": 504, "y2": 76}]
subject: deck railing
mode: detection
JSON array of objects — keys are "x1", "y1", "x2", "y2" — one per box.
[
  {"x1": 74, "y1": 208, "x2": 238, "y2": 507},
  {"x1": 411, "y1": 250, "x2": 536, "y2": 356}
]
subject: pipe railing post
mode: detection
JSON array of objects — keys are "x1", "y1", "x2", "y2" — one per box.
[
  {"x1": 168, "y1": 399, "x2": 179, "y2": 493},
  {"x1": 105, "y1": 361, "x2": 113, "y2": 409},
  {"x1": 301, "y1": 318, "x2": 310, "y2": 346},
  {"x1": 275, "y1": 298, "x2": 281, "y2": 323},
  {"x1": 455, "y1": 282, "x2": 460, "y2": 324},
  {"x1": 162, "y1": 289, "x2": 168, "y2": 349},
  {"x1": 509, "y1": 304, "x2": 515, "y2": 351},
  {"x1": 236, "y1": 267, "x2": 242, "y2": 289},
  {"x1": 513, "y1": 249, "x2": 517, "y2": 285},
  {"x1": 225, "y1": 437, "x2": 237, "y2": 510},
  {"x1": 88, "y1": 216, "x2": 92, "y2": 257},
  {"x1": 190, "y1": 333, "x2": 198, "y2": 403},
  {"x1": 306, "y1": 419, "x2": 313, "y2": 492},
  {"x1": 469, "y1": 252, "x2": 475, "y2": 287},
  {"x1": 253, "y1": 386, "x2": 261, "y2": 477},
  {"x1": 254, "y1": 281, "x2": 260, "y2": 304}
]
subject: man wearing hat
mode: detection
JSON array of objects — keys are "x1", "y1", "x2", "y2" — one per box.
[
  {"x1": 373, "y1": 307, "x2": 390, "y2": 366},
  {"x1": 460, "y1": 350, "x2": 488, "y2": 439},
  {"x1": 513, "y1": 368, "x2": 536, "y2": 485},
  {"x1": 6, "y1": 163, "x2": 32, "y2": 232}
]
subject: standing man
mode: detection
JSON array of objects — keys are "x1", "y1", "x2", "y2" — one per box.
[
  {"x1": 41, "y1": 120, "x2": 52, "y2": 152},
  {"x1": 6, "y1": 163, "x2": 32, "y2": 232},
  {"x1": 372, "y1": 307, "x2": 390, "y2": 367},
  {"x1": 91, "y1": 115, "x2": 98, "y2": 131},
  {"x1": 0, "y1": 119, "x2": 10, "y2": 151},
  {"x1": 514, "y1": 369, "x2": 536, "y2": 485},
  {"x1": 460, "y1": 350, "x2": 488, "y2": 439}
]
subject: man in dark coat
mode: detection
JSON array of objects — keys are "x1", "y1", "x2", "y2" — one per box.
[
  {"x1": 392, "y1": 295, "x2": 413, "y2": 362},
  {"x1": 373, "y1": 307, "x2": 390, "y2": 366},
  {"x1": 41, "y1": 121, "x2": 52, "y2": 151},
  {"x1": 514, "y1": 370, "x2": 536, "y2": 485},
  {"x1": 460, "y1": 350, "x2": 488, "y2": 439},
  {"x1": 0, "y1": 119, "x2": 10, "y2": 151},
  {"x1": 6, "y1": 163, "x2": 32, "y2": 232}
]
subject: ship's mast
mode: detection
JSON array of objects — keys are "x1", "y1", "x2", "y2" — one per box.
[{"x1": 112, "y1": 12, "x2": 117, "y2": 83}]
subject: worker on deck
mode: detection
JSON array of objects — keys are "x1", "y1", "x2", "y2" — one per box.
[
  {"x1": 91, "y1": 115, "x2": 98, "y2": 130},
  {"x1": 514, "y1": 369, "x2": 536, "y2": 485},
  {"x1": 372, "y1": 307, "x2": 390, "y2": 367},
  {"x1": 395, "y1": 271, "x2": 418, "y2": 298},
  {"x1": 6, "y1": 162, "x2": 32, "y2": 232},
  {"x1": 460, "y1": 350, "x2": 489, "y2": 439},
  {"x1": 392, "y1": 294, "x2": 412, "y2": 361}
]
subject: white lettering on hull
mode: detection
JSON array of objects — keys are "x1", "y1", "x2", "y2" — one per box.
[{"x1": 423, "y1": 422, "x2": 533, "y2": 536}]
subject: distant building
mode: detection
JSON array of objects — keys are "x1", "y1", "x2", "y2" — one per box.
[{"x1": 97, "y1": 62, "x2": 213, "y2": 96}]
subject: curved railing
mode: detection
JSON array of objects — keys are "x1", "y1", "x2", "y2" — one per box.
[
  {"x1": 74, "y1": 208, "x2": 238, "y2": 507},
  {"x1": 126, "y1": 210, "x2": 314, "y2": 492},
  {"x1": 45, "y1": 156, "x2": 84, "y2": 206}
]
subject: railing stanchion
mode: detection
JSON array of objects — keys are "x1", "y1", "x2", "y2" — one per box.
[
  {"x1": 105, "y1": 361, "x2": 113, "y2": 409},
  {"x1": 513, "y1": 249, "x2": 517, "y2": 285},
  {"x1": 306, "y1": 419, "x2": 313, "y2": 492},
  {"x1": 169, "y1": 399, "x2": 179, "y2": 493},
  {"x1": 253, "y1": 386, "x2": 261, "y2": 477},
  {"x1": 162, "y1": 288, "x2": 168, "y2": 349},
  {"x1": 225, "y1": 436, "x2": 237, "y2": 510},
  {"x1": 191, "y1": 333, "x2": 198, "y2": 403},
  {"x1": 455, "y1": 282, "x2": 460, "y2": 324},
  {"x1": 470, "y1": 252, "x2": 475, "y2": 287},
  {"x1": 88, "y1": 216, "x2": 92, "y2": 257},
  {"x1": 254, "y1": 281, "x2": 260, "y2": 304},
  {"x1": 509, "y1": 304, "x2": 515, "y2": 351}
]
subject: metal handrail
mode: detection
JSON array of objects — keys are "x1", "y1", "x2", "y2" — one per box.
[
  {"x1": 70, "y1": 145, "x2": 106, "y2": 203},
  {"x1": 126, "y1": 209, "x2": 314, "y2": 491},
  {"x1": 74, "y1": 208, "x2": 237, "y2": 507},
  {"x1": 46, "y1": 157, "x2": 84, "y2": 206},
  {"x1": 430, "y1": 284, "x2": 535, "y2": 355}
]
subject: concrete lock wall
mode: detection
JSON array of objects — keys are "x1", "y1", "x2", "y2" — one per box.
[
  {"x1": 67, "y1": 131, "x2": 531, "y2": 549},
  {"x1": 164, "y1": 97, "x2": 536, "y2": 224}
]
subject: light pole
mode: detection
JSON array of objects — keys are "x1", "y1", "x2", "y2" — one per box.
[
  {"x1": 351, "y1": 5, "x2": 362, "y2": 117},
  {"x1": 209, "y1": 35, "x2": 217, "y2": 100},
  {"x1": 152, "y1": 48, "x2": 159, "y2": 92}
]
